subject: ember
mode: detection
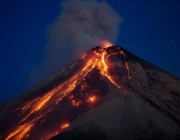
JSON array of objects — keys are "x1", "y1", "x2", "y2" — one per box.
[
  {"x1": 61, "y1": 123, "x2": 69, "y2": 130},
  {"x1": 88, "y1": 96, "x2": 96, "y2": 102}
]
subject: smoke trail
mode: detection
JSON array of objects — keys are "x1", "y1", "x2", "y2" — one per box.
[{"x1": 30, "y1": 0, "x2": 121, "y2": 86}]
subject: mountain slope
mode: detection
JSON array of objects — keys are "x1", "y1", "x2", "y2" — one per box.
[
  {"x1": 60, "y1": 85, "x2": 180, "y2": 139},
  {"x1": 0, "y1": 46, "x2": 180, "y2": 140},
  {"x1": 51, "y1": 46, "x2": 180, "y2": 140}
]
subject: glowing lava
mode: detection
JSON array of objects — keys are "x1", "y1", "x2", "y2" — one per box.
[
  {"x1": 98, "y1": 51, "x2": 121, "y2": 88},
  {"x1": 61, "y1": 123, "x2": 69, "y2": 130},
  {"x1": 88, "y1": 96, "x2": 96, "y2": 102},
  {"x1": 3, "y1": 45, "x2": 130, "y2": 140},
  {"x1": 5, "y1": 123, "x2": 34, "y2": 140}
]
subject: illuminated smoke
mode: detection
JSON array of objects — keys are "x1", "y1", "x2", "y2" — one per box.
[{"x1": 30, "y1": 0, "x2": 121, "y2": 86}]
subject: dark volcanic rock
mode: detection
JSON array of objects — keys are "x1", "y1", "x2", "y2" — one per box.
[
  {"x1": 51, "y1": 46, "x2": 180, "y2": 140},
  {"x1": 0, "y1": 46, "x2": 180, "y2": 140}
]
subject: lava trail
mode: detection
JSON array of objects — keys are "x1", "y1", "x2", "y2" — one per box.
[{"x1": 2, "y1": 44, "x2": 130, "y2": 140}]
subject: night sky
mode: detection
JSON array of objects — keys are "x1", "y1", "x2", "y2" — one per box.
[{"x1": 0, "y1": 0, "x2": 180, "y2": 104}]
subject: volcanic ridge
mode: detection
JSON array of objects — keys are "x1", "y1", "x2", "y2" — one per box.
[{"x1": 0, "y1": 45, "x2": 180, "y2": 140}]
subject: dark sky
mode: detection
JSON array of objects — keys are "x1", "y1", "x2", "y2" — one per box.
[{"x1": 0, "y1": 0, "x2": 180, "y2": 104}]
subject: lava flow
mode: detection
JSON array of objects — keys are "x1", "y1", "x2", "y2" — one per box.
[{"x1": 1, "y1": 43, "x2": 131, "y2": 140}]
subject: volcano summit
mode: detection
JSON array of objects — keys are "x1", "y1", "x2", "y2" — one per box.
[{"x1": 0, "y1": 45, "x2": 180, "y2": 140}]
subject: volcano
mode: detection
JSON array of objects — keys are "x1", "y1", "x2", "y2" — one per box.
[{"x1": 0, "y1": 45, "x2": 180, "y2": 140}]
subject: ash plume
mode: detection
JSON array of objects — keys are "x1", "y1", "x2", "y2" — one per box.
[{"x1": 30, "y1": 0, "x2": 121, "y2": 86}]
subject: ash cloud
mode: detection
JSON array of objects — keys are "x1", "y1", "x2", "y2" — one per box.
[{"x1": 30, "y1": 0, "x2": 121, "y2": 86}]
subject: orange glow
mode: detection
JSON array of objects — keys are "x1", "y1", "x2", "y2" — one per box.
[
  {"x1": 88, "y1": 96, "x2": 96, "y2": 102},
  {"x1": 97, "y1": 51, "x2": 121, "y2": 88},
  {"x1": 99, "y1": 39, "x2": 113, "y2": 48},
  {"x1": 5, "y1": 45, "x2": 131, "y2": 140},
  {"x1": 81, "y1": 54, "x2": 87, "y2": 59},
  {"x1": 5, "y1": 59, "x2": 95, "y2": 140},
  {"x1": 61, "y1": 123, "x2": 69, "y2": 130},
  {"x1": 72, "y1": 100, "x2": 81, "y2": 107},
  {"x1": 5, "y1": 123, "x2": 34, "y2": 140},
  {"x1": 125, "y1": 62, "x2": 131, "y2": 79}
]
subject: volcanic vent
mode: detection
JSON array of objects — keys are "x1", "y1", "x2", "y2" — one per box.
[{"x1": 0, "y1": 45, "x2": 131, "y2": 140}]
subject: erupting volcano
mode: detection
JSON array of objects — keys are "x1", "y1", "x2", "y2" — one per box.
[{"x1": 0, "y1": 43, "x2": 180, "y2": 140}]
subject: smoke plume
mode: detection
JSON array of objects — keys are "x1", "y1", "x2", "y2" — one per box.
[{"x1": 30, "y1": 0, "x2": 121, "y2": 86}]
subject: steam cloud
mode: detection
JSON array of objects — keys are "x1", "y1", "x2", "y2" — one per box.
[{"x1": 30, "y1": 0, "x2": 121, "y2": 86}]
